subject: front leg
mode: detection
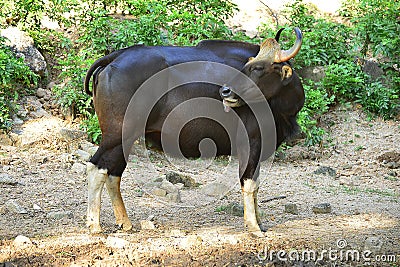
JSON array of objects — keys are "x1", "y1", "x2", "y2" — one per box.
[{"x1": 242, "y1": 178, "x2": 264, "y2": 237}]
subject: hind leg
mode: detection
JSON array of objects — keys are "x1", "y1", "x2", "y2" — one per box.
[
  {"x1": 105, "y1": 175, "x2": 133, "y2": 231},
  {"x1": 87, "y1": 162, "x2": 108, "y2": 234}
]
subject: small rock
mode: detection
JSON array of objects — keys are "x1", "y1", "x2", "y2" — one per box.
[
  {"x1": 386, "y1": 162, "x2": 400, "y2": 169},
  {"x1": 285, "y1": 203, "x2": 299, "y2": 215},
  {"x1": 313, "y1": 166, "x2": 337, "y2": 177},
  {"x1": 152, "y1": 188, "x2": 167, "y2": 197},
  {"x1": 47, "y1": 210, "x2": 73, "y2": 219},
  {"x1": 74, "y1": 149, "x2": 91, "y2": 162},
  {"x1": 140, "y1": 220, "x2": 156, "y2": 230},
  {"x1": 166, "y1": 171, "x2": 197, "y2": 188},
  {"x1": 167, "y1": 192, "x2": 181, "y2": 203},
  {"x1": 71, "y1": 162, "x2": 87, "y2": 175},
  {"x1": 30, "y1": 108, "x2": 49, "y2": 118},
  {"x1": 0, "y1": 173, "x2": 18, "y2": 185},
  {"x1": 312, "y1": 203, "x2": 332, "y2": 214},
  {"x1": 33, "y1": 204, "x2": 42, "y2": 210},
  {"x1": 153, "y1": 177, "x2": 164, "y2": 183},
  {"x1": 5, "y1": 199, "x2": 27, "y2": 214},
  {"x1": 364, "y1": 236, "x2": 383, "y2": 253},
  {"x1": 160, "y1": 180, "x2": 178, "y2": 194},
  {"x1": 106, "y1": 236, "x2": 130, "y2": 249},
  {"x1": 175, "y1": 183, "x2": 185, "y2": 190},
  {"x1": 36, "y1": 88, "x2": 47, "y2": 98},
  {"x1": 47, "y1": 81, "x2": 56, "y2": 89},
  {"x1": 200, "y1": 182, "x2": 230, "y2": 197},
  {"x1": 225, "y1": 202, "x2": 244, "y2": 217},
  {"x1": 12, "y1": 115, "x2": 24, "y2": 125},
  {"x1": 13, "y1": 235, "x2": 33, "y2": 248}
]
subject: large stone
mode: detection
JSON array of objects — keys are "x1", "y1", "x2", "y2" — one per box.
[
  {"x1": 160, "y1": 180, "x2": 179, "y2": 194},
  {"x1": 312, "y1": 203, "x2": 332, "y2": 214},
  {"x1": 0, "y1": 27, "x2": 47, "y2": 76},
  {"x1": 13, "y1": 235, "x2": 33, "y2": 248},
  {"x1": 0, "y1": 173, "x2": 18, "y2": 185},
  {"x1": 165, "y1": 171, "x2": 197, "y2": 188},
  {"x1": 5, "y1": 199, "x2": 27, "y2": 214}
]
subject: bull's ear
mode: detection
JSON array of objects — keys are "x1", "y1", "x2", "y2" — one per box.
[{"x1": 281, "y1": 65, "x2": 293, "y2": 86}]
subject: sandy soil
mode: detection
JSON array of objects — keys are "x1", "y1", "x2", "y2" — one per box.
[{"x1": 0, "y1": 104, "x2": 399, "y2": 267}]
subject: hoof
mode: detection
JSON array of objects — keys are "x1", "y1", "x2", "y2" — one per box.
[
  {"x1": 117, "y1": 222, "x2": 133, "y2": 232},
  {"x1": 89, "y1": 225, "x2": 103, "y2": 234},
  {"x1": 250, "y1": 230, "x2": 265, "y2": 238}
]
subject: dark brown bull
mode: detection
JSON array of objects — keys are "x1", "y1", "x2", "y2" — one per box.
[{"x1": 84, "y1": 28, "x2": 304, "y2": 237}]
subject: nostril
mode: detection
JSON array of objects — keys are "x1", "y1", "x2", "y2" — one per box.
[{"x1": 220, "y1": 86, "x2": 232, "y2": 98}]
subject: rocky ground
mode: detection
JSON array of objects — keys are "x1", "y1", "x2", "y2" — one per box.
[
  {"x1": 0, "y1": 2, "x2": 399, "y2": 266},
  {"x1": 0, "y1": 94, "x2": 399, "y2": 266}
]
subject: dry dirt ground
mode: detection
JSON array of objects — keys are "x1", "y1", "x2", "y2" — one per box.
[{"x1": 0, "y1": 104, "x2": 399, "y2": 267}]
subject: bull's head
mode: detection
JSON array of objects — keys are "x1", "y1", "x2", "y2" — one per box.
[{"x1": 220, "y1": 28, "x2": 302, "y2": 112}]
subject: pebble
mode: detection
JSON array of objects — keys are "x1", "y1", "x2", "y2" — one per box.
[
  {"x1": 36, "y1": 88, "x2": 47, "y2": 98},
  {"x1": 106, "y1": 236, "x2": 130, "y2": 249},
  {"x1": 312, "y1": 203, "x2": 332, "y2": 214},
  {"x1": 313, "y1": 166, "x2": 337, "y2": 177},
  {"x1": 284, "y1": 203, "x2": 299, "y2": 215},
  {"x1": 5, "y1": 199, "x2": 27, "y2": 214},
  {"x1": 0, "y1": 173, "x2": 18, "y2": 185},
  {"x1": 13, "y1": 235, "x2": 33, "y2": 248},
  {"x1": 152, "y1": 188, "x2": 167, "y2": 197},
  {"x1": 47, "y1": 210, "x2": 73, "y2": 219},
  {"x1": 140, "y1": 220, "x2": 156, "y2": 230},
  {"x1": 160, "y1": 180, "x2": 179, "y2": 194},
  {"x1": 71, "y1": 162, "x2": 87, "y2": 175},
  {"x1": 364, "y1": 236, "x2": 383, "y2": 253},
  {"x1": 167, "y1": 192, "x2": 181, "y2": 203},
  {"x1": 33, "y1": 204, "x2": 42, "y2": 210},
  {"x1": 74, "y1": 149, "x2": 91, "y2": 162}
]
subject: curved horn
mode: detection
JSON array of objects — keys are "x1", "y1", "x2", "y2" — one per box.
[
  {"x1": 275, "y1": 27, "x2": 302, "y2": 63},
  {"x1": 274, "y1": 28, "x2": 285, "y2": 42}
]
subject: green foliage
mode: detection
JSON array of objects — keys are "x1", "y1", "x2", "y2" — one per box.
[
  {"x1": 322, "y1": 60, "x2": 367, "y2": 100},
  {"x1": 297, "y1": 80, "x2": 334, "y2": 145},
  {"x1": 81, "y1": 114, "x2": 102, "y2": 144},
  {"x1": 341, "y1": 0, "x2": 400, "y2": 59},
  {"x1": 0, "y1": 37, "x2": 38, "y2": 130}
]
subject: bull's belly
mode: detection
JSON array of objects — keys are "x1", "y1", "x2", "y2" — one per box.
[{"x1": 145, "y1": 119, "x2": 233, "y2": 158}]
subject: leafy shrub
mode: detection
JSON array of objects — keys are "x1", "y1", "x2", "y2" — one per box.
[
  {"x1": 297, "y1": 80, "x2": 334, "y2": 145},
  {"x1": 0, "y1": 37, "x2": 38, "y2": 130}
]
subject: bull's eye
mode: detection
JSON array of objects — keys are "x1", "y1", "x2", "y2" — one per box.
[{"x1": 251, "y1": 65, "x2": 264, "y2": 74}]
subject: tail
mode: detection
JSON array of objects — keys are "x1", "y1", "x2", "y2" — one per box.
[{"x1": 84, "y1": 49, "x2": 126, "y2": 96}]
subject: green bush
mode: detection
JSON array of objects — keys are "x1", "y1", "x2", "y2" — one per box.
[
  {"x1": 0, "y1": 37, "x2": 38, "y2": 130},
  {"x1": 297, "y1": 79, "x2": 334, "y2": 146}
]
